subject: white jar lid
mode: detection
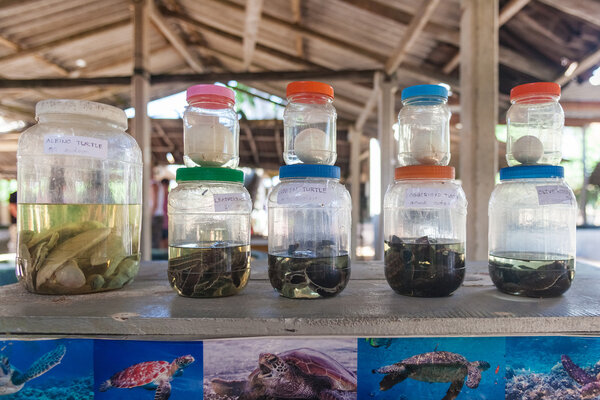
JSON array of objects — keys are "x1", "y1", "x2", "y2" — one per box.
[{"x1": 36, "y1": 99, "x2": 128, "y2": 130}]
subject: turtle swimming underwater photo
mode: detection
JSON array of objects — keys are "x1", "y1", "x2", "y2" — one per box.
[
  {"x1": 562, "y1": 354, "x2": 600, "y2": 399},
  {"x1": 99, "y1": 354, "x2": 194, "y2": 399},
  {"x1": 211, "y1": 348, "x2": 357, "y2": 400},
  {"x1": 0, "y1": 344, "x2": 66, "y2": 395},
  {"x1": 372, "y1": 351, "x2": 490, "y2": 400}
]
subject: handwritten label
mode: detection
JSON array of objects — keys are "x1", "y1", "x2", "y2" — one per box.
[
  {"x1": 213, "y1": 193, "x2": 247, "y2": 212},
  {"x1": 536, "y1": 185, "x2": 573, "y2": 205},
  {"x1": 404, "y1": 188, "x2": 459, "y2": 208},
  {"x1": 277, "y1": 183, "x2": 332, "y2": 205},
  {"x1": 44, "y1": 135, "x2": 108, "y2": 159}
]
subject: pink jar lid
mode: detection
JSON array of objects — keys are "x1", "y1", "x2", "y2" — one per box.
[{"x1": 186, "y1": 84, "x2": 235, "y2": 103}]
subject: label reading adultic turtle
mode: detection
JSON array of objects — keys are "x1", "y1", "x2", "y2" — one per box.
[
  {"x1": 213, "y1": 193, "x2": 247, "y2": 212},
  {"x1": 404, "y1": 188, "x2": 459, "y2": 208},
  {"x1": 536, "y1": 185, "x2": 573, "y2": 205},
  {"x1": 43, "y1": 135, "x2": 108, "y2": 159},
  {"x1": 277, "y1": 183, "x2": 332, "y2": 205}
]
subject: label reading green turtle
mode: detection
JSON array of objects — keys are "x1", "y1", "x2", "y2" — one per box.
[
  {"x1": 0, "y1": 344, "x2": 66, "y2": 395},
  {"x1": 211, "y1": 348, "x2": 357, "y2": 400},
  {"x1": 372, "y1": 351, "x2": 490, "y2": 400}
]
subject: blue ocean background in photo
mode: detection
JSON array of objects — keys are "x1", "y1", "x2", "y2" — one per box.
[
  {"x1": 506, "y1": 336, "x2": 600, "y2": 399},
  {"x1": 358, "y1": 337, "x2": 505, "y2": 399},
  {"x1": 0, "y1": 339, "x2": 93, "y2": 399},
  {"x1": 94, "y1": 340, "x2": 203, "y2": 400}
]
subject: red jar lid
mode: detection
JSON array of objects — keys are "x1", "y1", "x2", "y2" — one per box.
[
  {"x1": 286, "y1": 81, "x2": 334, "y2": 99},
  {"x1": 510, "y1": 82, "x2": 560, "y2": 101},
  {"x1": 395, "y1": 165, "x2": 455, "y2": 180}
]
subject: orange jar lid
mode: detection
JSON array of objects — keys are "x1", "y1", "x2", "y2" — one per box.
[
  {"x1": 286, "y1": 81, "x2": 334, "y2": 99},
  {"x1": 510, "y1": 82, "x2": 560, "y2": 101},
  {"x1": 395, "y1": 165, "x2": 455, "y2": 180}
]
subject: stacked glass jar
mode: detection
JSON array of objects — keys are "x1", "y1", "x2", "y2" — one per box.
[
  {"x1": 168, "y1": 85, "x2": 252, "y2": 298},
  {"x1": 488, "y1": 82, "x2": 577, "y2": 297},
  {"x1": 268, "y1": 81, "x2": 351, "y2": 299},
  {"x1": 16, "y1": 100, "x2": 142, "y2": 294},
  {"x1": 384, "y1": 85, "x2": 467, "y2": 297}
]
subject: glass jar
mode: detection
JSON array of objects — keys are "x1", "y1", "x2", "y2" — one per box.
[
  {"x1": 506, "y1": 82, "x2": 563, "y2": 166},
  {"x1": 489, "y1": 166, "x2": 577, "y2": 297},
  {"x1": 183, "y1": 84, "x2": 239, "y2": 168},
  {"x1": 283, "y1": 81, "x2": 337, "y2": 165},
  {"x1": 398, "y1": 84, "x2": 451, "y2": 166},
  {"x1": 168, "y1": 167, "x2": 251, "y2": 298},
  {"x1": 16, "y1": 99, "x2": 142, "y2": 294},
  {"x1": 268, "y1": 165, "x2": 350, "y2": 298},
  {"x1": 384, "y1": 166, "x2": 467, "y2": 297}
]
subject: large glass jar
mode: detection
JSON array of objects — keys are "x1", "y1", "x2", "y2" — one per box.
[
  {"x1": 283, "y1": 81, "x2": 336, "y2": 165},
  {"x1": 268, "y1": 165, "x2": 350, "y2": 298},
  {"x1": 489, "y1": 166, "x2": 577, "y2": 297},
  {"x1": 183, "y1": 84, "x2": 239, "y2": 168},
  {"x1": 16, "y1": 100, "x2": 142, "y2": 294},
  {"x1": 506, "y1": 82, "x2": 563, "y2": 166},
  {"x1": 398, "y1": 84, "x2": 450, "y2": 166},
  {"x1": 168, "y1": 167, "x2": 251, "y2": 298},
  {"x1": 384, "y1": 166, "x2": 467, "y2": 297}
]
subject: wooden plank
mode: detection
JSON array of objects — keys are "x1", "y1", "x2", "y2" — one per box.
[
  {"x1": 149, "y1": 4, "x2": 204, "y2": 72},
  {"x1": 291, "y1": 0, "x2": 304, "y2": 58},
  {"x1": 242, "y1": 125, "x2": 260, "y2": 165},
  {"x1": 537, "y1": 0, "x2": 600, "y2": 28},
  {"x1": 132, "y1": 0, "x2": 152, "y2": 261},
  {"x1": 460, "y1": 0, "x2": 499, "y2": 261},
  {"x1": 385, "y1": 0, "x2": 441, "y2": 74},
  {"x1": 274, "y1": 123, "x2": 283, "y2": 163},
  {"x1": 443, "y1": 0, "x2": 531, "y2": 74},
  {"x1": 242, "y1": 0, "x2": 264, "y2": 69},
  {"x1": 0, "y1": 34, "x2": 70, "y2": 76}
]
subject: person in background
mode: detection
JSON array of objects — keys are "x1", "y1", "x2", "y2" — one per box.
[{"x1": 8, "y1": 191, "x2": 17, "y2": 253}]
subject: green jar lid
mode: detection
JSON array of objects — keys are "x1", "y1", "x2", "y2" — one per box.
[{"x1": 176, "y1": 167, "x2": 244, "y2": 183}]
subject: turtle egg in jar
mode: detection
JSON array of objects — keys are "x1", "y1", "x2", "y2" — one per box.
[
  {"x1": 410, "y1": 130, "x2": 445, "y2": 165},
  {"x1": 512, "y1": 135, "x2": 544, "y2": 165},
  {"x1": 294, "y1": 128, "x2": 330, "y2": 164},
  {"x1": 183, "y1": 84, "x2": 239, "y2": 168}
]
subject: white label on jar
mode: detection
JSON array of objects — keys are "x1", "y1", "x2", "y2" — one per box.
[
  {"x1": 213, "y1": 193, "x2": 247, "y2": 212},
  {"x1": 536, "y1": 185, "x2": 573, "y2": 205},
  {"x1": 43, "y1": 135, "x2": 108, "y2": 159},
  {"x1": 277, "y1": 183, "x2": 332, "y2": 205},
  {"x1": 404, "y1": 188, "x2": 459, "y2": 208}
]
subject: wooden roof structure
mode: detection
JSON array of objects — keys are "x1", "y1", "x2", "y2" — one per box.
[{"x1": 0, "y1": 0, "x2": 598, "y2": 178}]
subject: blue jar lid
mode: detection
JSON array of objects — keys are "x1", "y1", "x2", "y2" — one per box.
[
  {"x1": 401, "y1": 84, "x2": 448, "y2": 101},
  {"x1": 500, "y1": 165, "x2": 564, "y2": 180},
  {"x1": 279, "y1": 164, "x2": 340, "y2": 179}
]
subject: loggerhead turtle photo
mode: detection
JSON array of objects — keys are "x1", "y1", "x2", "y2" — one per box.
[
  {"x1": 372, "y1": 351, "x2": 490, "y2": 400},
  {"x1": 0, "y1": 344, "x2": 66, "y2": 396}
]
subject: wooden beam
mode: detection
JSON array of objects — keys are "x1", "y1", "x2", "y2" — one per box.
[
  {"x1": 0, "y1": 34, "x2": 70, "y2": 76},
  {"x1": 0, "y1": 19, "x2": 131, "y2": 65},
  {"x1": 537, "y1": 0, "x2": 600, "y2": 28},
  {"x1": 274, "y1": 124, "x2": 283, "y2": 163},
  {"x1": 132, "y1": 0, "x2": 152, "y2": 261},
  {"x1": 242, "y1": 0, "x2": 264, "y2": 70},
  {"x1": 443, "y1": 0, "x2": 530, "y2": 74},
  {"x1": 556, "y1": 47, "x2": 600, "y2": 86},
  {"x1": 460, "y1": 0, "x2": 499, "y2": 261},
  {"x1": 149, "y1": 4, "x2": 204, "y2": 72},
  {"x1": 153, "y1": 121, "x2": 175, "y2": 151},
  {"x1": 385, "y1": 0, "x2": 441, "y2": 74},
  {"x1": 242, "y1": 125, "x2": 260, "y2": 165},
  {"x1": 291, "y1": 0, "x2": 305, "y2": 58}
]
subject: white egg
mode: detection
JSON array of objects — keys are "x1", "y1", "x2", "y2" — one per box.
[
  {"x1": 410, "y1": 132, "x2": 444, "y2": 165},
  {"x1": 294, "y1": 128, "x2": 330, "y2": 164},
  {"x1": 512, "y1": 135, "x2": 544, "y2": 164},
  {"x1": 186, "y1": 122, "x2": 234, "y2": 166}
]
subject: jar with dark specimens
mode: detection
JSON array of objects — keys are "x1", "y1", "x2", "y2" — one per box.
[
  {"x1": 268, "y1": 164, "x2": 351, "y2": 299},
  {"x1": 168, "y1": 167, "x2": 252, "y2": 297},
  {"x1": 383, "y1": 166, "x2": 467, "y2": 297}
]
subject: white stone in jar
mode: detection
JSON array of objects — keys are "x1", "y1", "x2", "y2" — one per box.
[
  {"x1": 410, "y1": 132, "x2": 444, "y2": 165},
  {"x1": 294, "y1": 128, "x2": 329, "y2": 164},
  {"x1": 186, "y1": 116, "x2": 234, "y2": 166},
  {"x1": 512, "y1": 135, "x2": 544, "y2": 164}
]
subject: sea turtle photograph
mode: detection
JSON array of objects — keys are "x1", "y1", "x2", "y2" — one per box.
[
  {"x1": 204, "y1": 338, "x2": 357, "y2": 400},
  {"x1": 359, "y1": 337, "x2": 504, "y2": 399},
  {"x1": 0, "y1": 339, "x2": 93, "y2": 399},
  {"x1": 94, "y1": 340, "x2": 203, "y2": 399}
]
